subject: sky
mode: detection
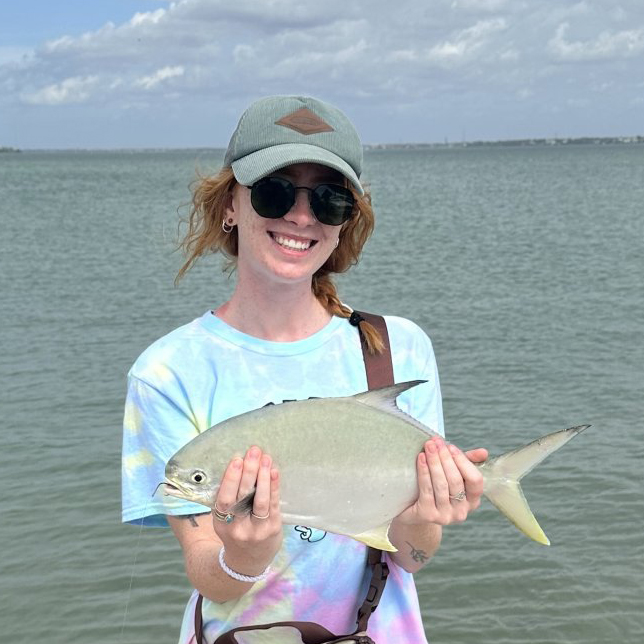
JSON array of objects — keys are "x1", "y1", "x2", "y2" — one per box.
[{"x1": 1, "y1": 0, "x2": 643, "y2": 149}]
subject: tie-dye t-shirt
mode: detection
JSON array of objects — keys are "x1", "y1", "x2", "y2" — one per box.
[{"x1": 122, "y1": 311, "x2": 444, "y2": 644}]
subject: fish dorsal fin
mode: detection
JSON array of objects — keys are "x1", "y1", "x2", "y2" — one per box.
[
  {"x1": 352, "y1": 380, "x2": 440, "y2": 438},
  {"x1": 351, "y1": 522, "x2": 397, "y2": 552},
  {"x1": 353, "y1": 380, "x2": 427, "y2": 415}
]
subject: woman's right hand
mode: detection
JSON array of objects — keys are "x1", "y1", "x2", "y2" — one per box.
[{"x1": 212, "y1": 446, "x2": 282, "y2": 577}]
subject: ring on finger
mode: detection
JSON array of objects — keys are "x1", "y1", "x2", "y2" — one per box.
[
  {"x1": 449, "y1": 490, "x2": 466, "y2": 502},
  {"x1": 251, "y1": 510, "x2": 270, "y2": 520},
  {"x1": 214, "y1": 509, "x2": 235, "y2": 524},
  {"x1": 214, "y1": 501, "x2": 235, "y2": 524}
]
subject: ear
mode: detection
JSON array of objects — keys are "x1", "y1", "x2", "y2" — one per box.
[{"x1": 224, "y1": 189, "x2": 235, "y2": 222}]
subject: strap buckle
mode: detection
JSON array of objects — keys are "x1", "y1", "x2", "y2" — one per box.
[{"x1": 356, "y1": 561, "x2": 389, "y2": 627}]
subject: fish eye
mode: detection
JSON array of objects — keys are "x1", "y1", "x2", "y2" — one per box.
[{"x1": 190, "y1": 470, "x2": 207, "y2": 484}]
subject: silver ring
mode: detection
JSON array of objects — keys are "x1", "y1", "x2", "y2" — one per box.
[
  {"x1": 251, "y1": 511, "x2": 270, "y2": 520},
  {"x1": 449, "y1": 490, "x2": 466, "y2": 502},
  {"x1": 214, "y1": 502, "x2": 235, "y2": 524}
]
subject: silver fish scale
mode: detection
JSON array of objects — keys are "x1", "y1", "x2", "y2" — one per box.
[{"x1": 168, "y1": 394, "x2": 432, "y2": 537}]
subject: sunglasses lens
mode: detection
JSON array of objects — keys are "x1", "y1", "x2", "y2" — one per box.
[
  {"x1": 251, "y1": 178, "x2": 294, "y2": 219},
  {"x1": 311, "y1": 185, "x2": 355, "y2": 226},
  {"x1": 250, "y1": 178, "x2": 354, "y2": 225}
]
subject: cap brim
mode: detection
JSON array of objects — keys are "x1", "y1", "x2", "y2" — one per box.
[{"x1": 231, "y1": 143, "x2": 364, "y2": 195}]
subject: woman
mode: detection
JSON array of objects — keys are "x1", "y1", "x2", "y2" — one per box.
[{"x1": 122, "y1": 95, "x2": 487, "y2": 643}]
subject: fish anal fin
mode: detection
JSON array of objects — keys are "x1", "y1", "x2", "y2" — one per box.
[{"x1": 351, "y1": 523, "x2": 397, "y2": 552}]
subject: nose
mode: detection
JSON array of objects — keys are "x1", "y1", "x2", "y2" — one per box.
[{"x1": 284, "y1": 187, "x2": 316, "y2": 226}]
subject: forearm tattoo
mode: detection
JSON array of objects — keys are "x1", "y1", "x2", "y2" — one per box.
[
  {"x1": 406, "y1": 541, "x2": 429, "y2": 563},
  {"x1": 182, "y1": 513, "x2": 208, "y2": 527}
]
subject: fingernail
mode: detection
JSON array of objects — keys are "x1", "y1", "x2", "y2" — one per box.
[
  {"x1": 232, "y1": 458, "x2": 243, "y2": 470},
  {"x1": 426, "y1": 441, "x2": 437, "y2": 454},
  {"x1": 261, "y1": 455, "x2": 271, "y2": 468},
  {"x1": 248, "y1": 446, "x2": 260, "y2": 459},
  {"x1": 419, "y1": 452, "x2": 427, "y2": 466},
  {"x1": 448, "y1": 444, "x2": 459, "y2": 456}
]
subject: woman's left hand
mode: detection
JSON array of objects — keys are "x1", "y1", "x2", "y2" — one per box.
[{"x1": 395, "y1": 436, "x2": 488, "y2": 526}]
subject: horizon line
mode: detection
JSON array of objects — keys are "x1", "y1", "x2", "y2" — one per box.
[{"x1": 2, "y1": 134, "x2": 643, "y2": 153}]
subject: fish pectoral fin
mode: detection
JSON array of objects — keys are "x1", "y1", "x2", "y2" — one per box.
[
  {"x1": 229, "y1": 489, "x2": 255, "y2": 516},
  {"x1": 351, "y1": 523, "x2": 397, "y2": 552}
]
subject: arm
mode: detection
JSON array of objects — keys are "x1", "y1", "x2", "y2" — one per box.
[
  {"x1": 389, "y1": 439, "x2": 488, "y2": 573},
  {"x1": 169, "y1": 448, "x2": 282, "y2": 603},
  {"x1": 169, "y1": 513, "x2": 248, "y2": 603},
  {"x1": 123, "y1": 371, "x2": 282, "y2": 601}
]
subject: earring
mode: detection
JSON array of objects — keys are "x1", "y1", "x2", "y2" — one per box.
[{"x1": 222, "y1": 218, "x2": 234, "y2": 233}]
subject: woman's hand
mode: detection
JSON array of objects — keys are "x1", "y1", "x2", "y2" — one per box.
[
  {"x1": 212, "y1": 446, "x2": 283, "y2": 577},
  {"x1": 395, "y1": 436, "x2": 488, "y2": 527}
]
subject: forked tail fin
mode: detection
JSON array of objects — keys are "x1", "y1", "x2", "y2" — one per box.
[{"x1": 479, "y1": 425, "x2": 590, "y2": 545}]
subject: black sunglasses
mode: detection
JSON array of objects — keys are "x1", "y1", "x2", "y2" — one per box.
[{"x1": 249, "y1": 177, "x2": 355, "y2": 226}]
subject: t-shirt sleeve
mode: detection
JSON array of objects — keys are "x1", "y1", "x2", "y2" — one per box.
[{"x1": 121, "y1": 374, "x2": 211, "y2": 527}]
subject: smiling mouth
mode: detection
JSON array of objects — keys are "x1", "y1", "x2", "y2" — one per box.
[{"x1": 270, "y1": 232, "x2": 316, "y2": 251}]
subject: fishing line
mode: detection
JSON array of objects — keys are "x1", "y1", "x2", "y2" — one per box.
[{"x1": 119, "y1": 494, "x2": 150, "y2": 642}]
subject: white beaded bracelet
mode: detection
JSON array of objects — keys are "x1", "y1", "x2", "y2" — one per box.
[{"x1": 218, "y1": 547, "x2": 271, "y2": 583}]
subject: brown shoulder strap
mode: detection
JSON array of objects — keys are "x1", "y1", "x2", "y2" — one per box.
[
  {"x1": 195, "y1": 313, "x2": 394, "y2": 644},
  {"x1": 351, "y1": 311, "x2": 391, "y2": 631},
  {"x1": 350, "y1": 311, "x2": 394, "y2": 390},
  {"x1": 355, "y1": 547, "x2": 389, "y2": 634}
]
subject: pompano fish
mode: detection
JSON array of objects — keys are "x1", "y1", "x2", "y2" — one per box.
[{"x1": 162, "y1": 380, "x2": 589, "y2": 550}]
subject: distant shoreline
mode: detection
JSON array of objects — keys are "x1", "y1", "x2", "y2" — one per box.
[
  {"x1": 364, "y1": 135, "x2": 644, "y2": 150},
  {"x1": 3, "y1": 136, "x2": 643, "y2": 153}
]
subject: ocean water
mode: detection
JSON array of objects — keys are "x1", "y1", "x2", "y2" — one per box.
[{"x1": 0, "y1": 145, "x2": 642, "y2": 643}]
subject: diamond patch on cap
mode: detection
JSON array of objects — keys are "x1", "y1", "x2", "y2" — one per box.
[{"x1": 275, "y1": 108, "x2": 334, "y2": 135}]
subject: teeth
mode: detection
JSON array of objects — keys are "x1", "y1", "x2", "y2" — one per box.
[{"x1": 273, "y1": 234, "x2": 312, "y2": 250}]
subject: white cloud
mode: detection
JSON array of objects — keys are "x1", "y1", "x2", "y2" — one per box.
[
  {"x1": 21, "y1": 75, "x2": 99, "y2": 105},
  {"x1": 451, "y1": 0, "x2": 510, "y2": 12},
  {"x1": 386, "y1": 17, "x2": 509, "y2": 69},
  {"x1": 566, "y1": 97, "x2": 590, "y2": 107},
  {"x1": 1, "y1": 0, "x2": 644, "y2": 146},
  {"x1": 549, "y1": 22, "x2": 644, "y2": 61},
  {"x1": 130, "y1": 9, "x2": 166, "y2": 26},
  {"x1": 499, "y1": 48, "x2": 519, "y2": 61},
  {"x1": 133, "y1": 65, "x2": 184, "y2": 90},
  {"x1": 0, "y1": 46, "x2": 33, "y2": 66},
  {"x1": 233, "y1": 44, "x2": 256, "y2": 64},
  {"x1": 427, "y1": 18, "x2": 508, "y2": 65},
  {"x1": 590, "y1": 80, "x2": 613, "y2": 93}
]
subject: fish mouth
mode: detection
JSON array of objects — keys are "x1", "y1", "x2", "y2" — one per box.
[{"x1": 153, "y1": 479, "x2": 188, "y2": 499}]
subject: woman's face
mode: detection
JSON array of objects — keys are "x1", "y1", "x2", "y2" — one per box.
[{"x1": 227, "y1": 163, "x2": 344, "y2": 290}]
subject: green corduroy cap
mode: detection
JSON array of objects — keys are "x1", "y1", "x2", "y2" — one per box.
[{"x1": 224, "y1": 95, "x2": 364, "y2": 195}]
